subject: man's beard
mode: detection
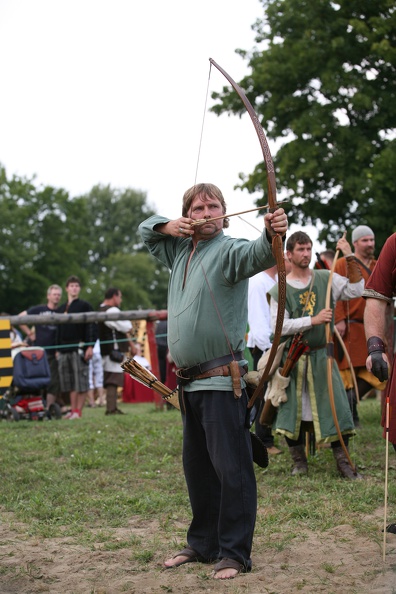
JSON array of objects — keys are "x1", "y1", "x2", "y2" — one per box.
[{"x1": 361, "y1": 246, "x2": 375, "y2": 259}]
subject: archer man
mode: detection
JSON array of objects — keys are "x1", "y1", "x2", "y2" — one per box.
[
  {"x1": 139, "y1": 183, "x2": 287, "y2": 580},
  {"x1": 267, "y1": 231, "x2": 364, "y2": 479}
]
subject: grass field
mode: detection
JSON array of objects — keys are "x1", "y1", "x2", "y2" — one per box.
[
  {"x1": 0, "y1": 398, "x2": 394, "y2": 543},
  {"x1": 0, "y1": 397, "x2": 395, "y2": 593}
]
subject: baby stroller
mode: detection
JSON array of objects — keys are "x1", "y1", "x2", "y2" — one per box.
[{"x1": 0, "y1": 346, "x2": 62, "y2": 421}]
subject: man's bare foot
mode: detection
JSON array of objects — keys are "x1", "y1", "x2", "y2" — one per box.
[
  {"x1": 213, "y1": 567, "x2": 239, "y2": 579},
  {"x1": 212, "y1": 558, "x2": 243, "y2": 579},
  {"x1": 163, "y1": 547, "x2": 200, "y2": 568},
  {"x1": 164, "y1": 554, "x2": 190, "y2": 568}
]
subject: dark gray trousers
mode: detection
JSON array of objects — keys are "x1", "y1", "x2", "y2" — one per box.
[{"x1": 182, "y1": 389, "x2": 256, "y2": 570}]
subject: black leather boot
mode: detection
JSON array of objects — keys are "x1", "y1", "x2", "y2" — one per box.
[
  {"x1": 346, "y1": 389, "x2": 360, "y2": 428},
  {"x1": 289, "y1": 445, "x2": 308, "y2": 476},
  {"x1": 332, "y1": 446, "x2": 363, "y2": 480}
]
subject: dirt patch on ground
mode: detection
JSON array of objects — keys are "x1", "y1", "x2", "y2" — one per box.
[{"x1": 0, "y1": 512, "x2": 395, "y2": 593}]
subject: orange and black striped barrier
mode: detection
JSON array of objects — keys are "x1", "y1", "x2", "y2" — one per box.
[{"x1": 0, "y1": 319, "x2": 13, "y2": 395}]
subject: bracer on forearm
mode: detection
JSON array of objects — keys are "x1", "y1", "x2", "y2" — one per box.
[{"x1": 367, "y1": 336, "x2": 389, "y2": 382}]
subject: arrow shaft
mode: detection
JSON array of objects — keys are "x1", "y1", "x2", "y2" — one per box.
[{"x1": 190, "y1": 200, "x2": 288, "y2": 226}]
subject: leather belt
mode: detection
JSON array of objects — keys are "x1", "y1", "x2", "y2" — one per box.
[
  {"x1": 194, "y1": 364, "x2": 247, "y2": 380},
  {"x1": 178, "y1": 351, "x2": 243, "y2": 378},
  {"x1": 307, "y1": 344, "x2": 326, "y2": 353}
]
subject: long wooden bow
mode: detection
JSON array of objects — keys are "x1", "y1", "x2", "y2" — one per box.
[
  {"x1": 324, "y1": 248, "x2": 360, "y2": 404},
  {"x1": 325, "y1": 250, "x2": 357, "y2": 472},
  {"x1": 207, "y1": 58, "x2": 287, "y2": 409}
]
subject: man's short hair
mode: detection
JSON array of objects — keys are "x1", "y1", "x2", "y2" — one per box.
[
  {"x1": 320, "y1": 249, "x2": 335, "y2": 261},
  {"x1": 47, "y1": 284, "x2": 62, "y2": 295},
  {"x1": 104, "y1": 287, "x2": 121, "y2": 300},
  {"x1": 286, "y1": 231, "x2": 312, "y2": 252},
  {"x1": 65, "y1": 275, "x2": 81, "y2": 287}
]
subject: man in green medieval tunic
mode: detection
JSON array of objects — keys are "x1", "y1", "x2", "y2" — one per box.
[{"x1": 267, "y1": 231, "x2": 364, "y2": 479}]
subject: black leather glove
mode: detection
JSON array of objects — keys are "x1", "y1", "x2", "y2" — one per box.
[{"x1": 367, "y1": 336, "x2": 389, "y2": 382}]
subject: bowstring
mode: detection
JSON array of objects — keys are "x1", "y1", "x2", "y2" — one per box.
[
  {"x1": 191, "y1": 62, "x2": 237, "y2": 359},
  {"x1": 194, "y1": 62, "x2": 212, "y2": 185}
]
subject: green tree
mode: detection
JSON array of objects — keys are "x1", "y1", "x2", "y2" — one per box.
[
  {"x1": 81, "y1": 184, "x2": 156, "y2": 269},
  {"x1": 0, "y1": 166, "x2": 91, "y2": 313},
  {"x1": 79, "y1": 184, "x2": 169, "y2": 309},
  {"x1": 211, "y1": 0, "x2": 396, "y2": 249},
  {"x1": 90, "y1": 252, "x2": 169, "y2": 311},
  {"x1": 0, "y1": 167, "x2": 169, "y2": 313}
]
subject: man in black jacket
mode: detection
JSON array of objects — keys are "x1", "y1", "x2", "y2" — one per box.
[{"x1": 57, "y1": 276, "x2": 97, "y2": 419}]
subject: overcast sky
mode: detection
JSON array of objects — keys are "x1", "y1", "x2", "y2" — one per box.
[{"x1": 0, "y1": 0, "x2": 324, "y2": 249}]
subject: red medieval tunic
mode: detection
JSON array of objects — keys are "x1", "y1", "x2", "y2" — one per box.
[{"x1": 364, "y1": 234, "x2": 396, "y2": 443}]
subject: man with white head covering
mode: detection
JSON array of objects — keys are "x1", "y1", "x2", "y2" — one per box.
[{"x1": 334, "y1": 225, "x2": 386, "y2": 425}]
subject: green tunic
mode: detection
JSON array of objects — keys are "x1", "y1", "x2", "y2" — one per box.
[
  {"x1": 269, "y1": 271, "x2": 354, "y2": 443},
  {"x1": 139, "y1": 215, "x2": 276, "y2": 392}
]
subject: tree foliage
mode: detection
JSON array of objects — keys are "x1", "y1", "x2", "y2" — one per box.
[
  {"x1": 0, "y1": 165, "x2": 169, "y2": 314},
  {"x1": 211, "y1": 0, "x2": 396, "y2": 249}
]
